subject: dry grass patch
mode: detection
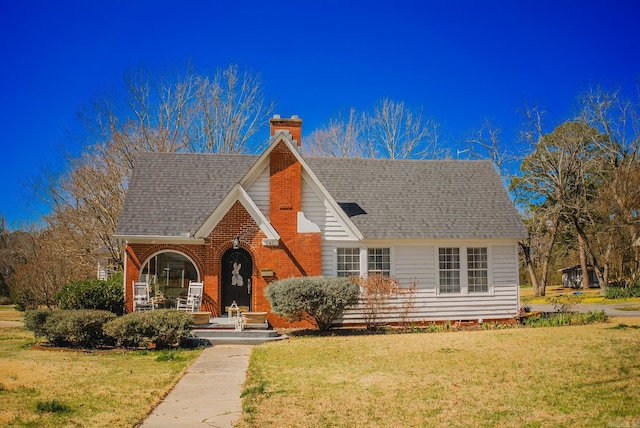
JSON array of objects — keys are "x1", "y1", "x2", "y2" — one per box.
[
  {"x1": 240, "y1": 319, "x2": 640, "y2": 427},
  {"x1": 0, "y1": 310, "x2": 202, "y2": 427},
  {"x1": 0, "y1": 305, "x2": 23, "y2": 322}
]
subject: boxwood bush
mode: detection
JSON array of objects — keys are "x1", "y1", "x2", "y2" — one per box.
[
  {"x1": 23, "y1": 308, "x2": 53, "y2": 338},
  {"x1": 24, "y1": 309, "x2": 117, "y2": 348},
  {"x1": 103, "y1": 309, "x2": 193, "y2": 349},
  {"x1": 56, "y1": 272, "x2": 125, "y2": 315},
  {"x1": 265, "y1": 276, "x2": 359, "y2": 330}
]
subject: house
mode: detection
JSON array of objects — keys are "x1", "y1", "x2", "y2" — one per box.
[
  {"x1": 114, "y1": 115, "x2": 527, "y2": 327},
  {"x1": 559, "y1": 265, "x2": 600, "y2": 288}
]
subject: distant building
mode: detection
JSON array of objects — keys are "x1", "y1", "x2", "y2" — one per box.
[{"x1": 559, "y1": 265, "x2": 600, "y2": 288}]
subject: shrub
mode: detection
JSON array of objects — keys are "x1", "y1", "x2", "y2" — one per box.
[
  {"x1": 26, "y1": 310, "x2": 117, "y2": 348},
  {"x1": 103, "y1": 309, "x2": 193, "y2": 349},
  {"x1": 352, "y1": 274, "x2": 401, "y2": 330},
  {"x1": 523, "y1": 310, "x2": 607, "y2": 327},
  {"x1": 56, "y1": 272, "x2": 124, "y2": 315},
  {"x1": 23, "y1": 308, "x2": 53, "y2": 338},
  {"x1": 605, "y1": 284, "x2": 640, "y2": 299},
  {"x1": 265, "y1": 276, "x2": 359, "y2": 331}
]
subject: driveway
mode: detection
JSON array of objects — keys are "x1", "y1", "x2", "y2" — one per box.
[{"x1": 528, "y1": 303, "x2": 640, "y2": 317}]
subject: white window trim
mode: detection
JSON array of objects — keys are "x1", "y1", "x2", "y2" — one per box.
[
  {"x1": 366, "y1": 247, "x2": 393, "y2": 277},
  {"x1": 436, "y1": 246, "x2": 493, "y2": 296},
  {"x1": 331, "y1": 245, "x2": 396, "y2": 278},
  {"x1": 335, "y1": 247, "x2": 362, "y2": 277}
]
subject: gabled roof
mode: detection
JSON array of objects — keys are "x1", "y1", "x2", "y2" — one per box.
[
  {"x1": 115, "y1": 152, "x2": 258, "y2": 238},
  {"x1": 116, "y1": 150, "x2": 527, "y2": 241},
  {"x1": 306, "y1": 158, "x2": 527, "y2": 240}
]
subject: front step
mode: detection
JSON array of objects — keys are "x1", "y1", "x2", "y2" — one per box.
[
  {"x1": 190, "y1": 317, "x2": 287, "y2": 345},
  {"x1": 191, "y1": 329, "x2": 287, "y2": 345}
]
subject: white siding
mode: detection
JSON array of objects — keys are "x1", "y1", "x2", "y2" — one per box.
[
  {"x1": 301, "y1": 173, "x2": 352, "y2": 241},
  {"x1": 335, "y1": 242, "x2": 521, "y2": 324},
  {"x1": 245, "y1": 165, "x2": 270, "y2": 217}
]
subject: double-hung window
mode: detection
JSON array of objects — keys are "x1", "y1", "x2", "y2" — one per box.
[
  {"x1": 368, "y1": 248, "x2": 390, "y2": 276},
  {"x1": 438, "y1": 247, "x2": 489, "y2": 294},
  {"x1": 467, "y1": 248, "x2": 488, "y2": 293},
  {"x1": 337, "y1": 248, "x2": 360, "y2": 277},
  {"x1": 438, "y1": 248, "x2": 461, "y2": 294}
]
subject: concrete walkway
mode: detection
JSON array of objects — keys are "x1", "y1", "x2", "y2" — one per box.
[{"x1": 141, "y1": 344, "x2": 252, "y2": 428}]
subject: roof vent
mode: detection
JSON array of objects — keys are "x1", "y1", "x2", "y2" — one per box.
[{"x1": 338, "y1": 202, "x2": 367, "y2": 218}]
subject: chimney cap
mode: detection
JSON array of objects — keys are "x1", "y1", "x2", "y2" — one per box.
[{"x1": 272, "y1": 114, "x2": 281, "y2": 119}]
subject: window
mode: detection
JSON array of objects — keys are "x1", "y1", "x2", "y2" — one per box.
[
  {"x1": 368, "y1": 248, "x2": 390, "y2": 276},
  {"x1": 438, "y1": 247, "x2": 490, "y2": 295},
  {"x1": 467, "y1": 248, "x2": 488, "y2": 293},
  {"x1": 439, "y1": 248, "x2": 460, "y2": 294},
  {"x1": 337, "y1": 248, "x2": 360, "y2": 277}
]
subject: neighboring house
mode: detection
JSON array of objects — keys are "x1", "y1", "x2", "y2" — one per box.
[
  {"x1": 559, "y1": 265, "x2": 600, "y2": 288},
  {"x1": 114, "y1": 115, "x2": 527, "y2": 327}
]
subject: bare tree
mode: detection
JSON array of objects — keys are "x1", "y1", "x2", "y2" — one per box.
[
  {"x1": 35, "y1": 64, "x2": 274, "y2": 272},
  {"x1": 305, "y1": 109, "x2": 367, "y2": 157},
  {"x1": 363, "y1": 99, "x2": 443, "y2": 159},
  {"x1": 190, "y1": 65, "x2": 273, "y2": 153},
  {"x1": 307, "y1": 99, "x2": 445, "y2": 160},
  {"x1": 511, "y1": 117, "x2": 605, "y2": 294},
  {"x1": 576, "y1": 86, "x2": 640, "y2": 289}
]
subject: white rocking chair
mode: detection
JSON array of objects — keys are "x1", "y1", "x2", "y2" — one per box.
[
  {"x1": 176, "y1": 281, "x2": 203, "y2": 312},
  {"x1": 133, "y1": 281, "x2": 153, "y2": 311}
]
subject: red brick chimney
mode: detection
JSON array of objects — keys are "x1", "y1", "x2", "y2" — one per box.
[{"x1": 269, "y1": 115, "x2": 302, "y2": 146}]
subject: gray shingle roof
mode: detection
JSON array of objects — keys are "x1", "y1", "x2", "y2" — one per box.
[
  {"x1": 115, "y1": 152, "x2": 258, "y2": 237},
  {"x1": 116, "y1": 152, "x2": 527, "y2": 240},
  {"x1": 306, "y1": 158, "x2": 527, "y2": 239}
]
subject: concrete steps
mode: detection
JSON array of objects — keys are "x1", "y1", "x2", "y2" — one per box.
[{"x1": 190, "y1": 317, "x2": 288, "y2": 345}]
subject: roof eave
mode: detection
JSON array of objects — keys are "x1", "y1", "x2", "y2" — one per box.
[{"x1": 114, "y1": 235, "x2": 205, "y2": 245}]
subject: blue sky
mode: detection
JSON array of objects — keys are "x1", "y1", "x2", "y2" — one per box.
[{"x1": 1, "y1": 0, "x2": 639, "y2": 226}]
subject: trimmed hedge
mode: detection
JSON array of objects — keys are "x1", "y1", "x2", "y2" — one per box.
[
  {"x1": 103, "y1": 310, "x2": 194, "y2": 349},
  {"x1": 56, "y1": 272, "x2": 125, "y2": 315},
  {"x1": 265, "y1": 276, "x2": 359, "y2": 330},
  {"x1": 24, "y1": 309, "x2": 117, "y2": 348},
  {"x1": 23, "y1": 308, "x2": 53, "y2": 338}
]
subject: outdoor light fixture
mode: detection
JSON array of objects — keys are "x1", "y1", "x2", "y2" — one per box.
[{"x1": 233, "y1": 236, "x2": 240, "y2": 249}]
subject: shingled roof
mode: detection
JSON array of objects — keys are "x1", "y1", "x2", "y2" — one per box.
[
  {"x1": 115, "y1": 152, "x2": 527, "y2": 240},
  {"x1": 115, "y1": 152, "x2": 258, "y2": 237},
  {"x1": 306, "y1": 157, "x2": 527, "y2": 239}
]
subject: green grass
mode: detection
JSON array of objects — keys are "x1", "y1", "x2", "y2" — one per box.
[
  {"x1": 239, "y1": 317, "x2": 640, "y2": 427},
  {"x1": 0, "y1": 307, "x2": 202, "y2": 427}
]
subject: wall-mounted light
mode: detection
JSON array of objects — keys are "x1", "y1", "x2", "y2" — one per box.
[{"x1": 233, "y1": 236, "x2": 240, "y2": 249}]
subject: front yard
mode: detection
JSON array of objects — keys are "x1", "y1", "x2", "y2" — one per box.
[
  {"x1": 0, "y1": 306, "x2": 202, "y2": 427},
  {"x1": 240, "y1": 318, "x2": 640, "y2": 427},
  {"x1": 2, "y1": 305, "x2": 640, "y2": 427}
]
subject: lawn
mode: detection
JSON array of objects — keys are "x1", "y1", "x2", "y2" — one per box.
[
  {"x1": 520, "y1": 285, "x2": 640, "y2": 305},
  {"x1": 0, "y1": 306, "x2": 202, "y2": 427},
  {"x1": 240, "y1": 318, "x2": 640, "y2": 427}
]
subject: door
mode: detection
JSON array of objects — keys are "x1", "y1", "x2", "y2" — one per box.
[{"x1": 221, "y1": 248, "x2": 252, "y2": 311}]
